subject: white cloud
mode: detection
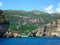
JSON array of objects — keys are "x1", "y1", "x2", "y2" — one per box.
[
  {"x1": 56, "y1": 3, "x2": 60, "y2": 13},
  {"x1": 0, "y1": 2, "x2": 3, "y2": 7},
  {"x1": 44, "y1": 5, "x2": 53, "y2": 14}
]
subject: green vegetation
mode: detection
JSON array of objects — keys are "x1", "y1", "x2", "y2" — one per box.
[{"x1": 2, "y1": 10, "x2": 60, "y2": 35}]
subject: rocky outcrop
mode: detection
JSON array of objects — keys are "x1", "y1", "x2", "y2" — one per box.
[
  {"x1": 28, "y1": 28, "x2": 43, "y2": 37},
  {"x1": 13, "y1": 33, "x2": 21, "y2": 38},
  {"x1": 3, "y1": 31, "x2": 13, "y2": 38},
  {"x1": 28, "y1": 19, "x2": 60, "y2": 37},
  {"x1": 3, "y1": 31, "x2": 21, "y2": 38},
  {"x1": 0, "y1": 10, "x2": 10, "y2": 37},
  {"x1": 0, "y1": 20, "x2": 9, "y2": 37}
]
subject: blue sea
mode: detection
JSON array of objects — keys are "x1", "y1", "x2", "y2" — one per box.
[{"x1": 0, "y1": 37, "x2": 60, "y2": 45}]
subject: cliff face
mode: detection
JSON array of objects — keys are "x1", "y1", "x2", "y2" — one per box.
[
  {"x1": 28, "y1": 19, "x2": 60, "y2": 37},
  {"x1": 0, "y1": 20, "x2": 9, "y2": 37},
  {"x1": 50, "y1": 19, "x2": 60, "y2": 37}
]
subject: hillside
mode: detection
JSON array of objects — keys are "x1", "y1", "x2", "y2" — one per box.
[{"x1": 2, "y1": 10, "x2": 60, "y2": 35}]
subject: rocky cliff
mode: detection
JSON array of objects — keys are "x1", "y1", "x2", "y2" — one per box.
[{"x1": 28, "y1": 19, "x2": 60, "y2": 37}]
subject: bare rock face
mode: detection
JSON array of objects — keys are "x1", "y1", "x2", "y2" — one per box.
[
  {"x1": 13, "y1": 33, "x2": 21, "y2": 38},
  {"x1": 3, "y1": 31, "x2": 13, "y2": 38},
  {"x1": 28, "y1": 30, "x2": 38, "y2": 37},
  {"x1": 3, "y1": 31, "x2": 21, "y2": 38},
  {"x1": 0, "y1": 20, "x2": 9, "y2": 37}
]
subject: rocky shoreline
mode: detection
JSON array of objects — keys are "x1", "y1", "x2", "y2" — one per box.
[
  {"x1": 1, "y1": 31, "x2": 21, "y2": 38},
  {"x1": 1, "y1": 30, "x2": 59, "y2": 38}
]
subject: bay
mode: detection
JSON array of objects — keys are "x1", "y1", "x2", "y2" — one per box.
[{"x1": 0, "y1": 37, "x2": 60, "y2": 45}]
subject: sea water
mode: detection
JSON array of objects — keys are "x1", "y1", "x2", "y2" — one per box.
[{"x1": 0, "y1": 37, "x2": 60, "y2": 45}]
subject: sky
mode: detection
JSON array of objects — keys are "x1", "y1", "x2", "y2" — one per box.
[{"x1": 0, "y1": 0, "x2": 60, "y2": 13}]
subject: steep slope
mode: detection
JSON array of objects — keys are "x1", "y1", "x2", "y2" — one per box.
[{"x1": 2, "y1": 10, "x2": 60, "y2": 35}]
